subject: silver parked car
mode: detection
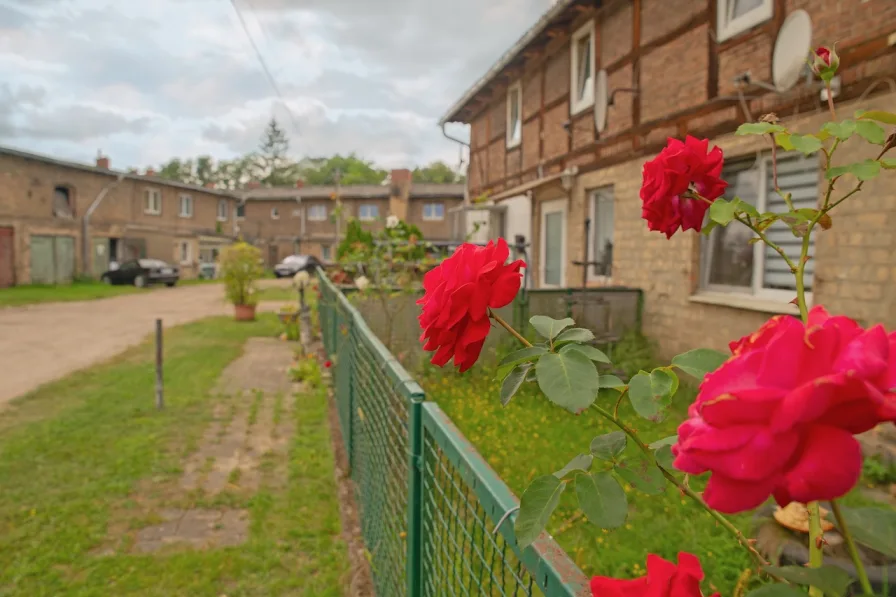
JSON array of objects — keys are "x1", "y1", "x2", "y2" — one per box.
[{"x1": 273, "y1": 255, "x2": 323, "y2": 278}]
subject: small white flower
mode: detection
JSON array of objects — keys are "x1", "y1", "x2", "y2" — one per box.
[
  {"x1": 293, "y1": 270, "x2": 310, "y2": 288},
  {"x1": 355, "y1": 275, "x2": 370, "y2": 291},
  {"x1": 385, "y1": 215, "x2": 400, "y2": 229}
]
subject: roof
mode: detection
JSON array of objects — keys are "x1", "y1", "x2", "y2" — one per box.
[
  {"x1": 0, "y1": 145, "x2": 241, "y2": 198},
  {"x1": 438, "y1": 0, "x2": 585, "y2": 125},
  {"x1": 243, "y1": 182, "x2": 465, "y2": 201}
]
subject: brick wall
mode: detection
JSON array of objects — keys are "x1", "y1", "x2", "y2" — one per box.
[{"x1": 406, "y1": 197, "x2": 463, "y2": 240}]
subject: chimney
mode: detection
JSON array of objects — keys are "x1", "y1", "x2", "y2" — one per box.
[
  {"x1": 295, "y1": 179, "x2": 305, "y2": 189},
  {"x1": 246, "y1": 181, "x2": 262, "y2": 189},
  {"x1": 204, "y1": 182, "x2": 216, "y2": 189},
  {"x1": 145, "y1": 168, "x2": 156, "y2": 177},
  {"x1": 389, "y1": 168, "x2": 412, "y2": 221},
  {"x1": 96, "y1": 153, "x2": 110, "y2": 169}
]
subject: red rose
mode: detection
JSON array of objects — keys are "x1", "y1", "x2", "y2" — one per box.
[
  {"x1": 815, "y1": 46, "x2": 831, "y2": 66},
  {"x1": 811, "y1": 46, "x2": 839, "y2": 78},
  {"x1": 673, "y1": 306, "x2": 896, "y2": 514},
  {"x1": 417, "y1": 238, "x2": 524, "y2": 372},
  {"x1": 590, "y1": 553, "x2": 719, "y2": 597},
  {"x1": 640, "y1": 136, "x2": 727, "y2": 238}
]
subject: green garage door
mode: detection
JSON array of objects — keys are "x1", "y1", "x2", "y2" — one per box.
[{"x1": 30, "y1": 235, "x2": 75, "y2": 284}]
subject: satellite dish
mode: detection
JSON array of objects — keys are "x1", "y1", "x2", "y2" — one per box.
[
  {"x1": 594, "y1": 69, "x2": 609, "y2": 133},
  {"x1": 772, "y1": 9, "x2": 812, "y2": 92}
]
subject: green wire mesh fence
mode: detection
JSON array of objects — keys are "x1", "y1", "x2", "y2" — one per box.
[{"x1": 317, "y1": 269, "x2": 591, "y2": 597}]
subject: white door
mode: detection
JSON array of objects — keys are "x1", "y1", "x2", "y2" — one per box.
[{"x1": 540, "y1": 199, "x2": 566, "y2": 288}]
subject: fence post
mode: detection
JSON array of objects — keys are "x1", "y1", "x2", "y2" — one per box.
[
  {"x1": 155, "y1": 319, "x2": 164, "y2": 410},
  {"x1": 346, "y1": 317, "x2": 356, "y2": 471},
  {"x1": 407, "y1": 397, "x2": 425, "y2": 597}
]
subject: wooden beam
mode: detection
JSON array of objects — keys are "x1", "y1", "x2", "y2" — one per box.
[
  {"x1": 707, "y1": 0, "x2": 719, "y2": 99},
  {"x1": 631, "y1": 0, "x2": 642, "y2": 150},
  {"x1": 604, "y1": 9, "x2": 709, "y2": 75},
  {"x1": 539, "y1": 61, "x2": 546, "y2": 163}
]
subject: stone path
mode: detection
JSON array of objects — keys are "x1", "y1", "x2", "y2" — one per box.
[{"x1": 96, "y1": 338, "x2": 299, "y2": 555}]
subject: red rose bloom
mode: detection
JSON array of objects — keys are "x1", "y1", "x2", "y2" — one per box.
[
  {"x1": 673, "y1": 306, "x2": 896, "y2": 514},
  {"x1": 815, "y1": 46, "x2": 831, "y2": 66},
  {"x1": 324, "y1": 360, "x2": 332, "y2": 369},
  {"x1": 590, "y1": 552, "x2": 719, "y2": 597},
  {"x1": 417, "y1": 238, "x2": 524, "y2": 372},
  {"x1": 640, "y1": 136, "x2": 728, "y2": 238}
]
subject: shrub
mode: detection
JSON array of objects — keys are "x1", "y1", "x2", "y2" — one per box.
[{"x1": 218, "y1": 241, "x2": 264, "y2": 307}]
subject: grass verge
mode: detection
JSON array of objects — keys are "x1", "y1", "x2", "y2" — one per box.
[
  {"x1": 0, "y1": 314, "x2": 348, "y2": 595},
  {"x1": 0, "y1": 279, "x2": 220, "y2": 308}
]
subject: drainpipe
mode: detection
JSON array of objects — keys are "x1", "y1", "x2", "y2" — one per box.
[
  {"x1": 82, "y1": 174, "x2": 125, "y2": 277},
  {"x1": 440, "y1": 123, "x2": 471, "y2": 243}
]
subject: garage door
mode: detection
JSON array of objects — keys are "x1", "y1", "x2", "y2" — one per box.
[
  {"x1": 30, "y1": 235, "x2": 75, "y2": 285},
  {"x1": 0, "y1": 227, "x2": 13, "y2": 288}
]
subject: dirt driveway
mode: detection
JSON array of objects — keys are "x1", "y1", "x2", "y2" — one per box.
[{"x1": 0, "y1": 280, "x2": 291, "y2": 407}]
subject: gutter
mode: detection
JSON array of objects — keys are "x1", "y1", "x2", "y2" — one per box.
[{"x1": 82, "y1": 174, "x2": 125, "y2": 277}]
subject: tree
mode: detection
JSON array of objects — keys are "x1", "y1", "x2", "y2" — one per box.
[
  {"x1": 255, "y1": 118, "x2": 297, "y2": 186},
  {"x1": 300, "y1": 154, "x2": 387, "y2": 185},
  {"x1": 412, "y1": 161, "x2": 464, "y2": 183}
]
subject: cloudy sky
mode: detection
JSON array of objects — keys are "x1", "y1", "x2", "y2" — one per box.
[{"x1": 0, "y1": 0, "x2": 548, "y2": 172}]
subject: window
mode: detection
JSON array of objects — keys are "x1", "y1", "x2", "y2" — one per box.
[
  {"x1": 144, "y1": 188, "x2": 162, "y2": 215},
  {"x1": 271, "y1": 207, "x2": 280, "y2": 219},
  {"x1": 700, "y1": 152, "x2": 818, "y2": 300},
  {"x1": 570, "y1": 21, "x2": 595, "y2": 115},
  {"x1": 53, "y1": 185, "x2": 73, "y2": 218},
  {"x1": 588, "y1": 188, "x2": 614, "y2": 279},
  {"x1": 540, "y1": 199, "x2": 567, "y2": 287},
  {"x1": 236, "y1": 203, "x2": 246, "y2": 219},
  {"x1": 423, "y1": 202, "x2": 445, "y2": 221},
  {"x1": 321, "y1": 245, "x2": 332, "y2": 261},
  {"x1": 179, "y1": 194, "x2": 193, "y2": 218},
  {"x1": 506, "y1": 80, "x2": 522, "y2": 148},
  {"x1": 308, "y1": 204, "x2": 327, "y2": 221},
  {"x1": 179, "y1": 240, "x2": 192, "y2": 265},
  {"x1": 717, "y1": 0, "x2": 773, "y2": 41},
  {"x1": 358, "y1": 204, "x2": 379, "y2": 221},
  {"x1": 217, "y1": 199, "x2": 228, "y2": 221}
]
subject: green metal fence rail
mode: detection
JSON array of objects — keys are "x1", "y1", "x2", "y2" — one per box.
[{"x1": 316, "y1": 269, "x2": 591, "y2": 597}]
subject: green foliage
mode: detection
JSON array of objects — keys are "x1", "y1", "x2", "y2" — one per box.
[
  {"x1": 788, "y1": 133, "x2": 824, "y2": 155},
  {"x1": 500, "y1": 364, "x2": 530, "y2": 406},
  {"x1": 627, "y1": 368, "x2": 679, "y2": 422},
  {"x1": 515, "y1": 474, "x2": 566, "y2": 549},
  {"x1": 560, "y1": 343, "x2": 610, "y2": 363},
  {"x1": 535, "y1": 351, "x2": 599, "y2": 413},
  {"x1": 856, "y1": 109, "x2": 896, "y2": 125},
  {"x1": 590, "y1": 432, "x2": 626, "y2": 461},
  {"x1": 411, "y1": 160, "x2": 464, "y2": 183},
  {"x1": 855, "y1": 120, "x2": 886, "y2": 145},
  {"x1": 671, "y1": 348, "x2": 728, "y2": 379},
  {"x1": 554, "y1": 454, "x2": 593, "y2": 478},
  {"x1": 576, "y1": 472, "x2": 628, "y2": 529},
  {"x1": 827, "y1": 159, "x2": 882, "y2": 181},
  {"x1": 862, "y1": 454, "x2": 896, "y2": 485},
  {"x1": 301, "y1": 154, "x2": 387, "y2": 185},
  {"x1": 529, "y1": 315, "x2": 575, "y2": 341},
  {"x1": 336, "y1": 219, "x2": 375, "y2": 260},
  {"x1": 614, "y1": 454, "x2": 666, "y2": 495},
  {"x1": 822, "y1": 120, "x2": 857, "y2": 140},
  {"x1": 762, "y1": 565, "x2": 853, "y2": 597},
  {"x1": 218, "y1": 241, "x2": 264, "y2": 306},
  {"x1": 736, "y1": 122, "x2": 786, "y2": 135},
  {"x1": 832, "y1": 507, "x2": 896, "y2": 559},
  {"x1": 747, "y1": 585, "x2": 809, "y2": 597}
]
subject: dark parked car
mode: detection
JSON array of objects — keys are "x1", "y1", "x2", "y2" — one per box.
[
  {"x1": 100, "y1": 259, "x2": 179, "y2": 288},
  {"x1": 273, "y1": 255, "x2": 323, "y2": 278}
]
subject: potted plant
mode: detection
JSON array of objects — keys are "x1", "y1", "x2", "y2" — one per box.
[{"x1": 218, "y1": 241, "x2": 263, "y2": 321}]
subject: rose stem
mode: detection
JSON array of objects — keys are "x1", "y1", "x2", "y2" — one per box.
[
  {"x1": 489, "y1": 309, "x2": 533, "y2": 348},
  {"x1": 831, "y1": 500, "x2": 874, "y2": 595},
  {"x1": 590, "y1": 403, "x2": 781, "y2": 577}
]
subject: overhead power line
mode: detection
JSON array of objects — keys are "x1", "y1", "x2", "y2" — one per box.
[{"x1": 229, "y1": 0, "x2": 300, "y2": 134}]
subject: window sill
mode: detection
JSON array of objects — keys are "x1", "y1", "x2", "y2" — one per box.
[
  {"x1": 358, "y1": 218, "x2": 376, "y2": 222},
  {"x1": 144, "y1": 211, "x2": 161, "y2": 216},
  {"x1": 506, "y1": 137, "x2": 521, "y2": 150},
  {"x1": 570, "y1": 96, "x2": 594, "y2": 117},
  {"x1": 179, "y1": 214, "x2": 192, "y2": 219},
  {"x1": 216, "y1": 217, "x2": 228, "y2": 222},
  {"x1": 689, "y1": 292, "x2": 800, "y2": 316},
  {"x1": 422, "y1": 217, "x2": 445, "y2": 222}
]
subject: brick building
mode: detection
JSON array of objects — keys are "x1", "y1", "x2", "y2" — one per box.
[
  {"x1": 0, "y1": 146, "x2": 240, "y2": 286},
  {"x1": 440, "y1": 0, "x2": 896, "y2": 356},
  {"x1": 239, "y1": 169, "x2": 465, "y2": 265}
]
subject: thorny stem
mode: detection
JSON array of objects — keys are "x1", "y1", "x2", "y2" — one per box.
[
  {"x1": 489, "y1": 309, "x2": 533, "y2": 348},
  {"x1": 831, "y1": 500, "x2": 874, "y2": 595},
  {"x1": 825, "y1": 82, "x2": 837, "y2": 121},
  {"x1": 734, "y1": 215, "x2": 798, "y2": 272},
  {"x1": 807, "y1": 501, "x2": 825, "y2": 597},
  {"x1": 590, "y1": 403, "x2": 780, "y2": 577}
]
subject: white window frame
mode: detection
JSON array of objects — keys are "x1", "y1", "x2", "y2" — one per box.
[
  {"x1": 179, "y1": 194, "x2": 193, "y2": 218},
  {"x1": 308, "y1": 204, "x2": 327, "y2": 221},
  {"x1": 716, "y1": 0, "x2": 773, "y2": 42},
  {"x1": 179, "y1": 240, "x2": 192, "y2": 265},
  {"x1": 271, "y1": 207, "x2": 280, "y2": 220},
  {"x1": 321, "y1": 245, "x2": 332, "y2": 261},
  {"x1": 358, "y1": 204, "x2": 379, "y2": 221},
  {"x1": 698, "y1": 154, "x2": 815, "y2": 304},
  {"x1": 236, "y1": 203, "x2": 246, "y2": 220},
  {"x1": 217, "y1": 199, "x2": 228, "y2": 222},
  {"x1": 569, "y1": 20, "x2": 596, "y2": 116},
  {"x1": 422, "y1": 202, "x2": 445, "y2": 221},
  {"x1": 144, "y1": 188, "x2": 162, "y2": 215},
  {"x1": 587, "y1": 188, "x2": 614, "y2": 284},
  {"x1": 506, "y1": 80, "x2": 522, "y2": 149},
  {"x1": 540, "y1": 199, "x2": 567, "y2": 288}
]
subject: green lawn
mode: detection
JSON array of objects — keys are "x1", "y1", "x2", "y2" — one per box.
[
  {"x1": 417, "y1": 334, "x2": 891, "y2": 596},
  {"x1": 0, "y1": 315, "x2": 348, "y2": 596},
  {"x1": 0, "y1": 279, "x2": 221, "y2": 308},
  {"x1": 256, "y1": 285, "x2": 301, "y2": 302}
]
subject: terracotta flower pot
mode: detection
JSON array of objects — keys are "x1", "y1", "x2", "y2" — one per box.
[{"x1": 234, "y1": 304, "x2": 257, "y2": 322}]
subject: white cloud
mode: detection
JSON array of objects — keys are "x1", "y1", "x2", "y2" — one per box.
[{"x1": 0, "y1": 0, "x2": 548, "y2": 170}]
